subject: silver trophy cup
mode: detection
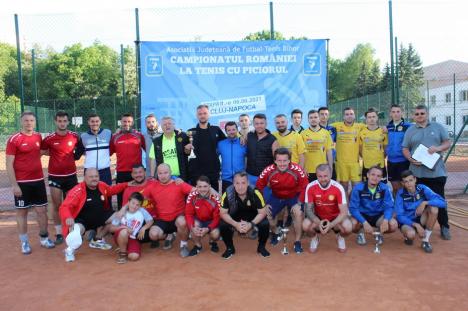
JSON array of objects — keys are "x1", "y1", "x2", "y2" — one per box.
[
  {"x1": 187, "y1": 130, "x2": 197, "y2": 159},
  {"x1": 373, "y1": 231, "x2": 382, "y2": 254},
  {"x1": 281, "y1": 227, "x2": 289, "y2": 255}
]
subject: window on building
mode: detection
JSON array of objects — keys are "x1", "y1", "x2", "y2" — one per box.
[
  {"x1": 460, "y1": 90, "x2": 468, "y2": 101},
  {"x1": 431, "y1": 117, "x2": 437, "y2": 122},
  {"x1": 446, "y1": 116, "x2": 452, "y2": 126},
  {"x1": 445, "y1": 93, "x2": 451, "y2": 103},
  {"x1": 430, "y1": 95, "x2": 436, "y2": 106}
]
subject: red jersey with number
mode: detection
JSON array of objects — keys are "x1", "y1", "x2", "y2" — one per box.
[
  {"x1": 122, "y1": 179, "x2": 158, "y2": 218},
  {"x1": 147, "y1": 181, "x2": 193, "y2": 221},
  {"x1": 6, "y1": 132, "x2": 43, "y2": 182},
  {"x1": 41, "y1": 131, "x2": 79, "y2": 177},
  {"x1": 185, "y1": 191, "x2": 220, "y2": 230},
  {"x1": 110, "y1": 130, "x2": 145, "y2": 172},
  {"x1": 301, "y1": 180, "x2": 347, "y2": 221},
  {"x1": 256, "y1": 163, "x2": 309, "y2": 199}
]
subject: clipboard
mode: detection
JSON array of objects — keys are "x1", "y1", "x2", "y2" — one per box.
[{"x1": 411, "y1": 144, "x2": 441, "y2": 170}]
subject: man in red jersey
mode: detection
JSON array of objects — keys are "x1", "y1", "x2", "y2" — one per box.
[
  {"x1": 41, "y1": 111, "x2": 79, "y2": 245},
  {"x1": 147, "y1": 163, "x2": 194, "y2": 257},
  {"x1": 110, "y1": 113, "x2": 146, "y2": 208},
  {"x1": 256, "y1": 148, "x2": 308, "y2": 254},
  {"x1": 6, "y1": 112, "x2": 55, "y2": 254},
  {"x1": 301, "y1": 164, "x2": 352, "y2": 253},
  {"x1": 185, "y1": 175, "x2": 221, "y2": 257}
]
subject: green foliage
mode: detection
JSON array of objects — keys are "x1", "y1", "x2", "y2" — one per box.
[{"x1": 243, "y1": 30, "x2": 285, "y2": 41}]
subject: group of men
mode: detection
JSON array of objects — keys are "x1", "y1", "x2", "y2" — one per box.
[{"x1": 6, "y1": 102, "x2": 451, "y2": 263}]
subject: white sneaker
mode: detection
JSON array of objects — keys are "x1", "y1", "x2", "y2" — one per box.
[
  {"x1": 64, "y1": 247, "x2": 75, "y2": 262},
  {"x1": 356, "y1": 232, "x2": 367, "y2": 245},
  {"x1": 336, "y1": 234, "x2": 346, "y2": 253},
  {"x1": 40, "y1": 238, "x2": 55, "y2": 249},
  {"x1": 89, "y1": 239, "x2": 112, "y2": 250},
  {"x1": 309, "y1": 235, "x2": 320, "y2": 253}
]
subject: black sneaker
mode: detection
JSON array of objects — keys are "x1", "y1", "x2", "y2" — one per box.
[
  {"x1": 221, "y1": 248, "x2": 235, "y2": 260},
  {"x1": 210, "y1": 241, "x2": 219, "y2": 253},
  {"x1": 404, "y1": 238, "x2": 413, "y2": 246},
  {"x1": 54, "y1": 234, "x2": 64, "y2": 245},
  {"x1": 257, "y1": 246, "x2": 270, "y2": 258},
  {"x1": 421, "y1": 241, "x2": 433, "y2": 253},
  {"x1": 440, "y1": 226, "x2": 451, "y2": 240},
  {"x1": 188, "y1": 245, "x2": 202, "y2": 257},
  {"x1": 150, "y1": 240, "x2": 160, "y2": 249}
]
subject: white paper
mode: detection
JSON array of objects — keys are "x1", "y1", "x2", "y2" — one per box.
[{"x1": 412, "y1": 144, "x2": 441, "y2": 170}]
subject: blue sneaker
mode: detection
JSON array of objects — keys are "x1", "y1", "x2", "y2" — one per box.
[
  {"x1": 294, "y1": 241, "x2": 303, "y2": 254},
  {"x1": 270, "y1": 233, "x2": 280, "y2": 246},
  {"x1": 21, "y1": 241, "x2": 32, "y2": 255}
]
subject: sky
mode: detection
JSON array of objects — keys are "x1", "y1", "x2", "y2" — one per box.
[{"x1": 0, "y1": 0, "x2": 467, "y2": 67}]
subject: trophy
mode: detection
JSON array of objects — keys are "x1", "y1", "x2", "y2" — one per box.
[
  {"x1": 187, "y1": 130, "x2": 197, "y2": 159},
  {"x1": 373, "y1": 231, "x2": 382, "y2": 254},
  {"x1": 280, "y1": 227, "x2": 289, "y2": 255}
]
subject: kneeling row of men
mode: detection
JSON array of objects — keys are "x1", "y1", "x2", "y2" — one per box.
[{"x1": 59, "y1": 148, "x2": 446, "y2": 263}]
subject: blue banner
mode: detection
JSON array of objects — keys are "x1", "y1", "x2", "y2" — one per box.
[{"x1": 140, "y1": 40, "x2": 327, "y2": 131}]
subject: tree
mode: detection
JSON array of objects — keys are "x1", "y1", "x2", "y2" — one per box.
[
  {"x1": 243, "y1": 30, "x2": 285, "y2": 41},
  {"x1": 397, "y1": 43, "x2": 424, "y2": 108}
]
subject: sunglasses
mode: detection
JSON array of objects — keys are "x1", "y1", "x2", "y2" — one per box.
[{"x1": 414, "y1": 112, "x2": 426, "y2": 116}]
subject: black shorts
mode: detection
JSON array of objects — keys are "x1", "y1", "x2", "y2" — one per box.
[
  {"x1": 48, "y1": 174, "x2": 78, "y2": 194},
  {"x1": 75, "y1": 209, "x2": 113, "y2": 232},
  {"x1": 116, "y1": 171, "x2": 133, "y2": 183},
  {"x1": 388, "y1": 161, "x2": 410, "y2": 182},
  {"x1": 399, "y1": 216, "x2": 422, "y2": 229},
  {"x1": 362, "y1": 167, "x2": 388, "y2": 183},
  {"x1": 154, "y1": 219, "x2": 178, "y2": 234},
  {"x1": 15, "y1": 180, "x2": 48, "y2": 209},
  {"x1": 361, "y1": 213, "x2": 383, "y2": 227}
]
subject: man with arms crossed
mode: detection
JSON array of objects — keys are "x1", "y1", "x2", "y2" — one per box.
[
  {"x1": 41, "y1": 111, "x2": 80, "y2": 245},
  {"x1": 256, "y1": 148, "x2": 308, "y2": 253},
  {"x1": 302, "y1": 164, "x2": 352, "y2": 253},
  {"x1": 6, "y1": 112, "x2": 55, "y2": 254},
  {"x1": 402, "y1": 104, "x2": 451, "y2": 240},
  {"x1": 301, "y1": 110, "x2": 333, "y2": 182},
  {"x1": 395, "y1": 170, "x2": 447, "y2": 253},
  {"x1": 349, "y1": 166, "x2": 397, "y2": 246}
]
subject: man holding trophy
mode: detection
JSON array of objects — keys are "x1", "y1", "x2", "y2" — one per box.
[{"x1": 186, "y1": 104, "x2": 226, "y2": 190}]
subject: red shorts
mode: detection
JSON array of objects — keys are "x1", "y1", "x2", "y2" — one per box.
[{"x1": 114, "y1": 228, "x2": 142, "y2": 255}]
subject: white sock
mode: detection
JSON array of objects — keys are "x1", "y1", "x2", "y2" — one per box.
[
  {"x1": 180, "y1": 240, "x2": 188, "y2": 248},
  {"x1": 19, "y1": 233, "x2": 29, "y2": 243},
  {"x1": 423, "y1": 229, "x2": 432, "y2": 242},
  {"x1": 55, "y1": 225, "x2": 62, "y2": 235}
]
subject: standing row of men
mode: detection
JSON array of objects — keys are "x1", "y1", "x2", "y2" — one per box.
[{"x1": 6, "y1": 102, "x2": 451, "y2": 257}]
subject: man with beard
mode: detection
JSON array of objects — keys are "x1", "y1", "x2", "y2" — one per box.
[
  {"x1": 186, "y1": 105, "x2": 226, "y2": 190},
  {"x1": 143, "y1": 114, "x2": 162, "y2": 177},
  {"x1": 301, "y1": 110, "x2": 333, "y2": 182},
  {"x1": 110, "y1": 113, "x2": 146, "y2": 208},
  {"x1": 272, "y1": 114, "x2": 305, "y2": 169}
]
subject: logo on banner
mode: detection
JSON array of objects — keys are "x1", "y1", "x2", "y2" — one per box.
[
  {"x1": 146, "y1": 55, "x2": 163, "y2": 76},
  {"x1": 303, "y1": 53, "x2": 321, "y2": 75}
]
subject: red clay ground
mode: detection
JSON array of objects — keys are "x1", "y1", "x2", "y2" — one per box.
[{"x1": 2, "y1": 200, "x2": 468, "y2": 311}]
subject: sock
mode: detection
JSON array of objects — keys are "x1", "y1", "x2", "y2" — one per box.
[
  {"x1": 423, "y1": 229, "x2": 432, "y2": 242},
  {"x1": 39, "y1": 232, "x2": 49, "y2": 240},
  {"x1": 55, "y1": 225, "x2": 62, "y2": 235},
  {"x1": 180, "y1": 240, "x2": 188, "y2": 248},
  {"x1": 19, "y1": 233, "x2": 29, "y2": 243}
]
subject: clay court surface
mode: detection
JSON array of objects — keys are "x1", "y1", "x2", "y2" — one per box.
[{"x1": 1, "y1": 198, "x2": 468, "y2": 311}]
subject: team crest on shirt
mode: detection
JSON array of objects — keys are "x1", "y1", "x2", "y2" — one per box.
[
  {"x1": 375, "y1": 193, "x2": 381, "y2": 199},
  {"x1": 246, "y1": 200, "x2": 251, "y2": 207},
  {"x1": 100, "y1": 195, "x2": 105, "y2": 201},
  {"x1": 178, "y1": 137, "x2": 182, "y2": 142},
  {"x1": 397, "y1": 126, "x2": 403, "y2": 131},
  {"x1": 416, "y1": 194, "x2": 420, "y2": 200},
  {"x1": 36, "y1": 142, "x2": 40, "y2": 147},
  {"x1": 328, "y1": 195, "x2": 335, "y2": 201},
  {"x1": 68, "y1": 141, "x2": 73, "y2": 146}
]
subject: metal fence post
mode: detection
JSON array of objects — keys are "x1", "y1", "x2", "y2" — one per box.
[
  {"x1": 135, "y1": 8, "x2": 142, "y2": 129},
  {"x1": 395, "y1": 36, "x2": 400, "y2": 104},
  {"x1": 453, "y1": 73, "x2": 456, "y2": 135},
  {"x1": 14, "y1": 14, "x2": 25, "y2": 113},
  {"x1": 120, "y1": 44, "x2": 126, "y2": 106},
  {"x1": 388, "y1": 0, "x2": 395, "y2": 105},
  {"x1": 32, "y1": 49, "x2": 39, "y2": 131},
  {"x1": 269, "y1": 2, "x2": 274, "y2": 40}
]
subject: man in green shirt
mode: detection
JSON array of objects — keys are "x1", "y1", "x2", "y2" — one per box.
[{"x1": 149, "y1": 117, "x2": 190, "y2": 181}]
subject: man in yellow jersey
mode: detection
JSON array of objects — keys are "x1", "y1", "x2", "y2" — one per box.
[
  {"x1": 359, "y1": 108, "x2": 388, "y2": 182},
  {"x1": 331, "y1": 107, "x2": 364, "y2": 194},
  {"x1": 301, "y1": 110, "x2": 333, "y2": 182},
  {"x1": 273, "y1": 114, "x2": 305, "y2": 168}
]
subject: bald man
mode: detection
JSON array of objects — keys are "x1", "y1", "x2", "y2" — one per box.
[{"x1": 59, "y1": 168, "x2": 128, "y2": 262}]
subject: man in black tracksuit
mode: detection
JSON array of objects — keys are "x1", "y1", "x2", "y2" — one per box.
[{"x1": 186, "y1": 104, "x2": 226, "y2": 190}]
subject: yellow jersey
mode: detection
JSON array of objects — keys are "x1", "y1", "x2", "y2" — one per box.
[
  {"x1": 273, "y1": 130, "x2": 305, "y2": 164},
  {"x1": 358, "y1": 127, "x2": 388, "y2": 168},
  {"x1": 331, "y1": 122, "x2": 364, "y2": 163},
  {"x1": 301, "y1": 127, "x2": 332, "y2": 173}
]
